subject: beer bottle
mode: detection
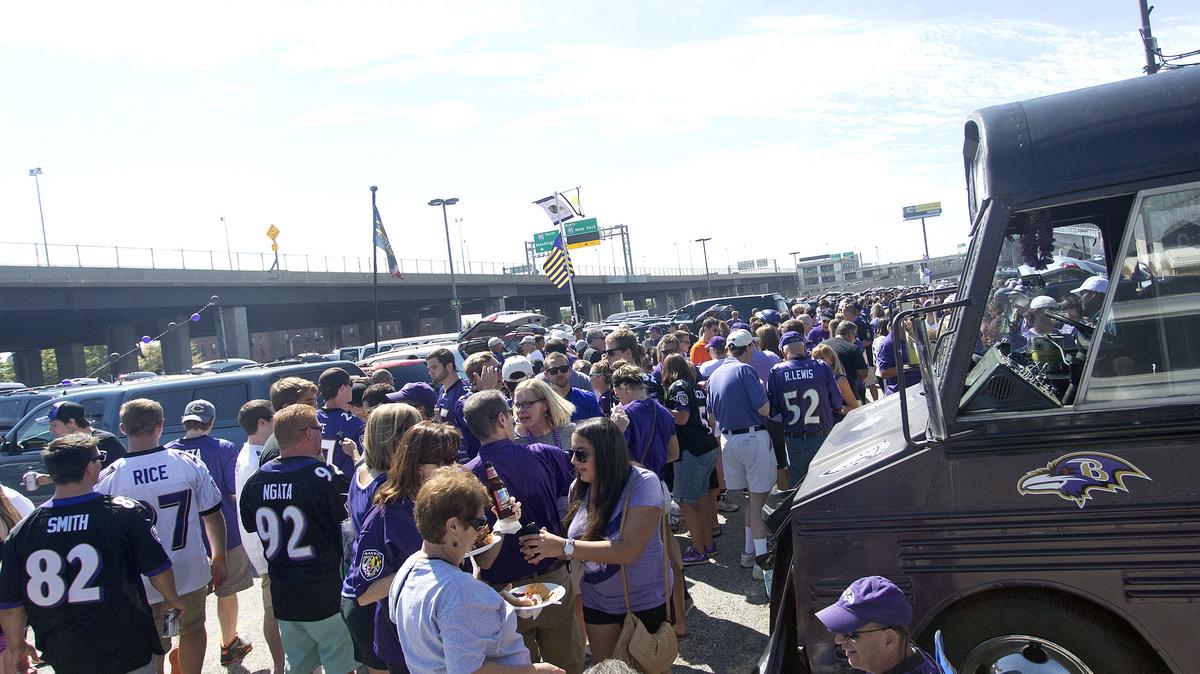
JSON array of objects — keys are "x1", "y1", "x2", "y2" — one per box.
[{"x1": 485, "y1": 462, "x2": 516, "y2": 519}]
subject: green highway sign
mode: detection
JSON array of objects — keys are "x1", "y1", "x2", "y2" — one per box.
[
  {"x1": 532, "y1": 218, "x2": 601, "y2": 253},
  {"x1": 450, "y1": 299, "x2": 462, "y2": 310}
]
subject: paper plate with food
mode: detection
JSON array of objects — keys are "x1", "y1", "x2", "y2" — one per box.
[
  {"x1": 505, "y1": 582, "x2": 566, "y2": 619},
  {"x1": 464, "y1": 522, "x2": 500, "y2": 558}
]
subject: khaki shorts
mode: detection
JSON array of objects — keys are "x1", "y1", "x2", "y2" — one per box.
[
  {"x1": 215, "y1": 545, "x2": 255, "y2": 598},
  {"x1": 152, "y1": 586, "x2": 208, "y2": 651},
  {"x1": 261, "y1": 574, "x2": 275, "y2": 620}
]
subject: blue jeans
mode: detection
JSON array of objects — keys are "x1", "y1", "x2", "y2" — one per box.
[{"x1": 785, "y1": 432, "x2": 826, "y2": 487}]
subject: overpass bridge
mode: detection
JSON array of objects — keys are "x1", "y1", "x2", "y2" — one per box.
[{"x1": 0, "y1": 242, "x2": 798, "y2": 384}]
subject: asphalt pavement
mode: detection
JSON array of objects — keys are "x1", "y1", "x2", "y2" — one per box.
[{"x1": 199, "y1": 498, "x2": 768, "y2": 674}]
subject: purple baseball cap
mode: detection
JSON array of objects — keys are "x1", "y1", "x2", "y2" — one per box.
[
  {"x1": 779, "y1": 331, "x2": 804, "y2": 348},
  {"x1": 815, "y1": 576, "x2": 912, "y2": 633},
  {"x1": 730, "y1": 321, "x2": 751, "y2": 331},
  {"x1": 387, "y1": 382, "x2": 437, "y2": 409},
  {"x1": 706, "y1": 335, "x2": 727, "y2": 350}
]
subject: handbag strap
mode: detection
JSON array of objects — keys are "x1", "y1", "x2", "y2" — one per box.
[
  {"x1": 616, "y1": 471, "x2": 637, "y2": 613},
  {"x1": 616, "y1": 470, "x2": 673, "y2": 620},
  {"x1": 634, "y1": 402, "x2": 657, "y2": 465}
]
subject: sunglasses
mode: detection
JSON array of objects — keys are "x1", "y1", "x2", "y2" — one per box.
[
  {"x1": 467, "y1": 516, "x2": 488, "y2": 531},
  {"x1": 604, "y1": 348, "x2": 628, "y2": 357},
  {"x1": 545, "y1": 365, "x2": 570, "y2": 375},
  {"x1": 660, "y1": 348, "x2": 678, "y2": 355},
  {"x1": 839, "y1": 627, "x2": 891, "y2": 642},
  {"x1": 90, "y1": 450, "x2": 108, "y2": 464},
  {"x1": 570, "y1": 449, "x2": 591, "y2": 462}
]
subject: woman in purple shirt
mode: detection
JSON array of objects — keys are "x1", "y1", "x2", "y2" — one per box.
[
  {"x1": 343, "y1": 422, "x2": 473, "y2": 673},
  {"x1": 519, "y1": 418, "x2": 674, "y2": 662}
]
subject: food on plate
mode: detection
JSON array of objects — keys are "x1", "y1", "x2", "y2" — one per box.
[
  {"x1": 508, "y1": 582, "x2": 551, "y2": 606},
  {"x1": 474, "y1": 522, "x2": 493, "y2": 549}
]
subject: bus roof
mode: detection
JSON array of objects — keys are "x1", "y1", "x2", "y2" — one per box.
[{"x1": 968, "y1": 66, "x2": 1200, "y2": 213}]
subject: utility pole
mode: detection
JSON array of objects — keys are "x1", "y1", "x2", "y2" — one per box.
[
  {"x1": 1139, "y1": 0, "x2": 1161, "y2": 74},
  {"x1": 694, "y1": 237, "x2": 712, "y2": 292},
  {"x1": 789, "y1": 250, "x2": 802, "y2": 294}
]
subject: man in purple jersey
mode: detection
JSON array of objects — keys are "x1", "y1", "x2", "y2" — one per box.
[
  {"x1": 463, "y1": 391, "x2": 580, "y2": 674},
  {"x1": 540, "y1": 351, "x2": 603, "y2": 422},
  {"x1": 767, "y1": 333, "x2": 842, "y2": 487},
  {"x1": 316, "y1": 368, "x2": 365, "y2": 476},
  {"x1": 164, "y1": 399, "x2": 256, "y2": 666},
  {"x1": 427, "y1": 347, "x2": 469, "y2": 426},
  {"x1": 806, "y1": 310, "x2": 833, "y2": 349}
]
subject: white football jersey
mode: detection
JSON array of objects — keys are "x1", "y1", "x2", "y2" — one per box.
[{"x1": 96, "y1": 446, "x2": 223, "y2": 601}]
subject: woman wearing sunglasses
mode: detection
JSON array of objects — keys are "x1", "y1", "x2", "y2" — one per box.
[
  {"x1": 513, "y1": 379, "x2": 576, "y2": 453},
  {"x1": 345, "y1": 422, "x2": 515, "y2": 673},
  {"x1": 519, "y1": 418, "x2": 673, "y2": 663},
  {"x1": 392, "y1": 467, "x2": 561, "y2": 674}
]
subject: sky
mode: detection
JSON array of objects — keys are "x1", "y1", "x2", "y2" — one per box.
[{"x1": 2, "y1": 1, "x2": 1198, "y2": 275}]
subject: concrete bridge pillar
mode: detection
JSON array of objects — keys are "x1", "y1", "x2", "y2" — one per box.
[
  {"x1": 12, "y1": 350, "x2": 44, "y2": 386},
  {"x1": 216, "y1": 306, "x2": 251, "y2": 359},
  {"x1": 54, "y1": 343, "x2": 88, "y2": 380},
  {"x1": 353, "y1": 321, "x2": 373, "y2": 347},
  {"x1": 600, "y1": 293, "x2": 625, "y2": 321},
  {"x1": 650, "y1": 292, "x2": 670, "y2": 315},
  {"x1": 105, "y1": 324, "x2": 140, "y2": 376},
  {"x1": 157, "y1": 318, "x2": 192, "y2": 374},
  {"x1": 399, "y1": 311, "x2": 420, "y2": 338}
]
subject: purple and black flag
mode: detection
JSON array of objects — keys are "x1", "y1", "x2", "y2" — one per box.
[{"x1": 373, "y1": 204, "x2": 402, "y2": 278}]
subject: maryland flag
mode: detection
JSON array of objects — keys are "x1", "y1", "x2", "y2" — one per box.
[
  {"x1": 541, "y1": 233, "x2": 575, "y2": 289},
  {"x1": 373, "y1": 205, "x2": 403, "y2": 278}
]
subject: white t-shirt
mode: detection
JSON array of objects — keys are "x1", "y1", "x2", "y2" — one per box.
[
  {"x1": 234, "y1": 442, "x2": 268, "y2": 575},
  {"x1": 2, "y1": 485, "x2": 35, "y2": 520},
  {"x1": 96, "y1": 447, "x2": 223, "y2": 601}
]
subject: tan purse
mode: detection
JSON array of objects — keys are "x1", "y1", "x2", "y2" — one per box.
[{"x1": 610, "y1": 475, "x2": 678, "y2": 674}]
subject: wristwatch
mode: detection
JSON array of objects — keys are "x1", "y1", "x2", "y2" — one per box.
[{"x1": 563, "y1": 538, "x2": 575, "y2": 560}]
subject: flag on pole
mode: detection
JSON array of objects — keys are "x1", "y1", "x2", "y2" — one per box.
[
  {"x1": 542, "y1": 233, "x2": 575, "y2": 289},
  {"x1": 373, "y1": 205, "x2": 403, "y2": 278},
  {"x1": 533, "y1": 193, "x2": 579, "y2": 224}
]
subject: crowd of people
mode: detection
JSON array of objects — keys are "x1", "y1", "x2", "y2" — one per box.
[{"x1": 0, "y1": 290, "x2": 952, "y2": 674}]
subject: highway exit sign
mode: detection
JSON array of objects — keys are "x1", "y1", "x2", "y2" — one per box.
[
  {"x1": 533, "y1": 218, "x2": 601, "y2": 253},
  {"x1": 903, "y1": 202, "x2": 942, "y2": 220}
]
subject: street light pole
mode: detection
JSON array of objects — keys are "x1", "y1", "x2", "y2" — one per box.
[
  {"x1": 429, "y1": 197, "x2": 461, "y2": 332},
  {"x1": 789, "y1": 250, "x2": 802, "y2": 294},
  {"x1": 694, "y1": 237, "x2": 712, "y2": 292},
  {"x1": 28, "y1": 168, "x2": 48, "y2": 265}
]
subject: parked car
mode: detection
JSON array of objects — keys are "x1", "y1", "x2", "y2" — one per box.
[
  {"x1": 358, "y1": 343, "x2": 467, "y2": 383},
  {"x1": 0, "y1": 360, "x2": 364, "y2": 503},
  {"x1": 190, "y1": 358, "x2": 258, "y2": 374},
  {"x1": 458, "y1": 312, "x2": 547, "y2": 355},
  {"x1": 665, "y1": 293, "x2": 791, "y2": 332}
]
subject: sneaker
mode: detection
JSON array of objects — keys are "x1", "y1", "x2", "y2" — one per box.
[
  {"x1": 704, "y1": 542, "x2": 717, "y2": 555},
  {"x1": 752, "y1": 564, "x2": 764, "y2": 580},
  {"x1": 220, "y1": 636, "x2": 254, "y2": 666},
  {"x1": 669, "y1": 513, "x2": 684, "y2": 530},
  {"x1": 682, "y1": 547, "x2": 708, "y2": 566},
  {"x1": 717, "y1": 495, "x2": 740, "y2": 513},
  {"x1": 739, "y1": 552, "x2": 755, "y2": 569},
  {"x1": 755, "y1": 552, "x2": 774, "y2": 571}
]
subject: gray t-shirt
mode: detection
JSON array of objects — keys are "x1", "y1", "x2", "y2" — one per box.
[
  {"x1": 515, "y1": 422, "x2": 575, "y2": 453},
  {"x1": 391, "y1": 554, "x2": 530, "y2": 674}
]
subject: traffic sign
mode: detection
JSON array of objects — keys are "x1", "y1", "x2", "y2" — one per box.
[
  {"x1": 450, "y1": 299, "x2": 462, "y2": 310},
  {"x1": 903, "y1": 202, "x2": 942, "y2": 220},
  {"x1": 532, "y1": 218, "x2": 601, "y2": 253}
]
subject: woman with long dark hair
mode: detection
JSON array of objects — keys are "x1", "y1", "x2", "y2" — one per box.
[
  {"x1": 659, "y1": 354, "x2": 718, "y2": 565},
  {"x1": 519, "y1": 418, "x2": 672, "y2": 662}
]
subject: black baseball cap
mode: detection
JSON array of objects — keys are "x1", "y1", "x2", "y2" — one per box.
[{"x1": 37, "y1": 400, "x2": 87, "y2": 424}]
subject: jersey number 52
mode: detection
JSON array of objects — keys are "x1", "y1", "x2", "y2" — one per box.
[{"x1": 783, "y1": 389, "x2": 821, "y2": 427}]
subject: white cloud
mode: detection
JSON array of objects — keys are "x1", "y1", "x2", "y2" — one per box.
[{"x1": 292, "y1": 102, "x2": 478, "y2": 129}]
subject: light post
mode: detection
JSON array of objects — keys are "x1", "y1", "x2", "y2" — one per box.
[
  {"x1": 789, "y1": 250, "x2": 803, "y2": 294},
  {"x1": 28, "y1": 168, "x2": 48, "y2": 265},
  {"x1": 428, "y1": 197, "x2": 461, "y2": 332},
  {"x1": 694, "y1": 237, "x2": 712, "y2": 292},
  {"x1": 288, "y1": 334, "x2": 302, "y2": 355}
]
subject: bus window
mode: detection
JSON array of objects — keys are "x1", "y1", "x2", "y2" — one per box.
[
  {"x1": 1083, "y1": 183, "x2": 1200, "y2": 402},
  {"x1": 961, "y1": 206, "x2": 1118, "y2": 413}
]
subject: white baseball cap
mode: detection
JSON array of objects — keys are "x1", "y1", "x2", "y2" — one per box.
[
  {"x1": 1071, "y1": 275, "x2": 1108, "y2": 295},
  {"x1": 1030, "y1": 295, "x2": 1058, "y2": 310},
  {"x1": 501, "y1": 355, "x2": 535, "y2": 383},
  {"x1": 727, "y1": 329, "x2": 755, "y2": 348},
  {"x1": 487, "y1": 337, "x2": 504, "y2": 348}
]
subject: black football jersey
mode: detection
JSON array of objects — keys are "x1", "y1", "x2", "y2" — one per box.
[
  {"x1": 0, "y1": 493, "x2": 168, "y2": 674},
  {"x1": 239, "y1": 456, "x2": 349, "y2": 622}
]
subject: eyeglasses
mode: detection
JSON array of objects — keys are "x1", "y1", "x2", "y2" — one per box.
[
  {"x1": 839, "y1": 627, "x2": 891, "y2": 642},
  {"x1": 545, "y1": 365, "x2": 570, "y2": 375},
  {"x1": 660, "y1": 348, "x2": 678, "y2": 355},
  {"x1": 513, "y1": 399, "x2": 545, "y2": 410},
  {"x1": 570, "y1": 449, "x2": 591, "y2": 462},
  {"x1": 467, "y1": 516, "x2": 488, "y2": 531},
  {"x1": 90, "y1": 450, "x2": 108, "y2": 464}
]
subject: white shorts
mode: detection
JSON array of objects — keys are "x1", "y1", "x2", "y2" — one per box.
[{"x1": 720, "y1": 429, "x2": 775, "y2": 493}]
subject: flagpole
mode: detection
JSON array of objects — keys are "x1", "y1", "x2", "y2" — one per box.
[
  {"x1": 555, "y1": 192, "x2": 580, "y2": 324},
  {"x1": 371, "y1": 185, "x2": 379, "y2": 356}
]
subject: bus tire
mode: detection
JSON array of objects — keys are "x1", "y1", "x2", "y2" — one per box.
[{"x1": 928, "y1": 593, "x2": 1161, "y2": 674}]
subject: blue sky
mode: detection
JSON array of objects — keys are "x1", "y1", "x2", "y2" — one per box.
[{"x1": 2, "y1": 1, "x2": 1197, "y2": 274}]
